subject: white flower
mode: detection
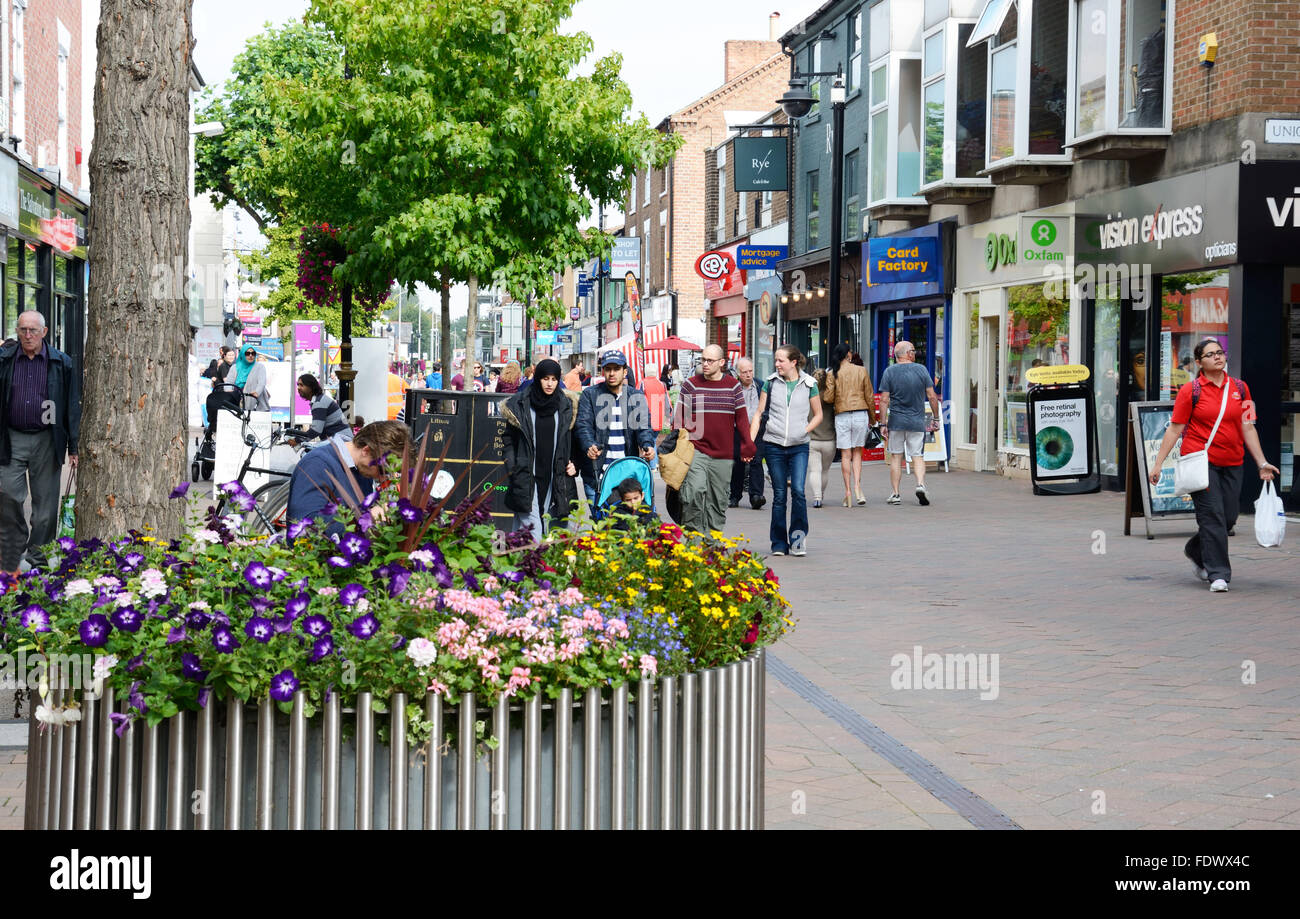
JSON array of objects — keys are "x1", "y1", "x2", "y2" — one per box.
[
  {"x1": 93, "y1": 654, "x2": 118, "y2": 682},
  {"x1": 115, "y1": 591, "x2": 137, "y2": 608},
  {"x1": 139, "y1": 568, "x2": 168, "y2": 598},
  {"x1": 188, "y1": 600, "x2": 210, "y2": 611},
  {"x1": 408, "y1": 549, "x2": 434, "y2": 567},
  {"x1": 35, "y1": 704, "x2": 65, "y2": 726},
  {"x1": 62, "y1": 705, "x2": 82, "y2": 724},
  {"x1": 355, "y1": 597, "x2": 370, "y2": 614},
  {"x1": 406, "y1": 638, "x2": 438, "y2": 669},
  {"x1": 64, "y1": 578, "x2": 94, "y2": 597},
  {"x1": 192, "y1": 528, "x2": 221, "y2": 546}
]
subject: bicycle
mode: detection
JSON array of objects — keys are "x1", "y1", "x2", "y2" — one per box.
[{"x1": 211, "y1": 424, "x2": 311, "y2": 536}]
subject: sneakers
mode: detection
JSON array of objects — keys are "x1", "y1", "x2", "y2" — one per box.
[
  {"x1": 916, "y1": 484, "x2": 930, "y2": 506},
  {"x1": 887, "y1": 493, "x2": 901, "y2": 505},
  {"x1": 1183, "y1": 548, "x2": 1209, "y2": 581},
  {"x1": 728, "y1": 499, "x2": 740, "y2": 508},
  {"x1": 770, "y1": 549, "x2": 786, "y2": 557},
  {"x1": 1209, "y1": 579, "x2": 1229, "y2": 592},
  {"x1": 751, "y1": 496, "x2": 766, "y2": 510},
  {"x1": 791, "y1": 546, "x2": 806, "y2": 557},
  {"x1": 812, "y1": 499, "x2": 822, "y2": 508}
]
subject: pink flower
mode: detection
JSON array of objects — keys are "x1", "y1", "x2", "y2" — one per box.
[
  {"x1": 638, "y1": 655, "x2": 658, "y2": 678},
  {"x1": 605, "y1": 618, "x2": 629, "y2": 639},
  {"x1": 428, "y1": 679, "x2": 450, "y2": 696}
]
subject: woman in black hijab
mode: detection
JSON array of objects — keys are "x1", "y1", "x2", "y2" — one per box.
[{"x1": 502, "y1": 359, "x2": 577, "y2": 538}]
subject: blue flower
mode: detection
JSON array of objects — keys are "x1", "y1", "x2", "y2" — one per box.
[
  {"x1": 244, "y1": 617, "x2": 274, "y2": 643},
  {"x1": 169, "y1": 482, "x2": 191, "y2": 499},
  {"x1": 302, "y1": 615, "x2": 331, "y2": 637},
  {"x1": 285, "y1": 593, "x2": 310, "y2": 619},
  {"x1": 243, "y1": 562, "x2": 273, "y2": 592},
  {"x1": 181, "y1": 653, "x2": 208, "y2": 682},
  {"x1": 339, "y1": 583, "x2": 367, "y2": 607},
  {"x1": 346, "y1": 613, "x2": 379, "y2": 640},
  {"x1": 166, "y1": 624, "x2": 187, "y2": 645},
  {"x1": 20, "y1": 604, "x2": 51, "y2": 633},
  {"x1": 340, "y1": 533, "x2": 372, "y2": 564},
  {"x1": 185, "y1": 610, "x2": 211, "y2": 630},
  {"x1": 211, "y1": 625, "x2": 240, "y2": 654},
  {"x1": 309, "y1": 635, "x2": 334, "y2": 662},
  {"x1": 396, "y1": 498, "x2": 423, "y2": 523},
  {"x1": 269, "y1": 669, "x2": 299, "y2": 702},
  {"x1": 110, "y1": 606, "x2": 142, "y2": 633}
]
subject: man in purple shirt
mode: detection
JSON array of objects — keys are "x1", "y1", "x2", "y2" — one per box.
[{"x1": 0, "y1": 311, "x2": 81, "y2": 573}]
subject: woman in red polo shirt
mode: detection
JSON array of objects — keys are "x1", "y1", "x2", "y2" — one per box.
[{"x1": 1149, "y1": 337, "x2": 1279, "y2": 592}]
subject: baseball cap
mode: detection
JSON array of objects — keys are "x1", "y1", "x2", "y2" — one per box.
[{"x1": 600, "y1": 350, "x2": 628, "y2": 368}]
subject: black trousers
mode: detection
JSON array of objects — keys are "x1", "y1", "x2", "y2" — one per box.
[
  {"x1": 1186, "y1": 463, "x2": 1243, "y2": 583},
  {"x1": 731, "y1": 429, "x2": 764, "y2": 503}
]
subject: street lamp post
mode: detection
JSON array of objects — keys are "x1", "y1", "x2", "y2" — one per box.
[{"x1": 780, "y1": 67, "x2": 847, "y2": 369}]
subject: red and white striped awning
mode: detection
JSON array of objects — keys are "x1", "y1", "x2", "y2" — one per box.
[{"x1": 601, "y1": 322, "x2": 669, "y2": 373}]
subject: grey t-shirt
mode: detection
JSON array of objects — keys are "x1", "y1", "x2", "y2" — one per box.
[{"x1": 878, "y1": 362, "x2": 933, "y2": 432}]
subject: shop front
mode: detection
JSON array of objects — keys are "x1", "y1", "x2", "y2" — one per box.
[
  {"x1": 865, "y1": 220, "x2": 955, "y2": 451},
  {"x1": 744, "y1": 274, "x2": 782, "y2": 380},
  {"x1": 952, "y1": 210, "x2": 1076, "y2": 476},
  {"x1": 704, "y1": 241, "x2": 748, "y2": 364},
  {"x1": 1075, "y1": 160, "x2": 1300, "y2": 509}
]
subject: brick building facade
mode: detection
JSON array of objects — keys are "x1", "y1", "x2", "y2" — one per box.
[{"x1": 4, "y1": 0, "x2": 84, "y2": 188}]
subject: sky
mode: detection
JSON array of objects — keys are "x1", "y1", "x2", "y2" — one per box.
[{"x1": 187, "y1": 0, "x2": 830, "y2": 315}]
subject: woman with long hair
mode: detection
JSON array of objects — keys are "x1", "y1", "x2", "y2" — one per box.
[
  {"x1": 498, "y1": 361, "x2": 523, "y2": 394},
  {"x1": 1148, "y1": 337, "x2": 1278, "y2": 591},
  {"x1": 502, "y1": 359, "x2": 578, "y2": 538},
  {"x1": 820, "y1": 342, "x2": 878, "y2": 506},
  {"x1": 750, "y1": 345, "x2": 822, "y2": 556}
]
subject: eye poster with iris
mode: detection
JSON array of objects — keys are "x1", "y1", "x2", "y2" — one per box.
[{"x1": 1026, "y1": 379, "x2": 1100, "y2": 494}]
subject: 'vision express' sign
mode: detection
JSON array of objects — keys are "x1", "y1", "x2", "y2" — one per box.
[{"x1": 867, "y1": 237, "x2": 938, "y2": 284}]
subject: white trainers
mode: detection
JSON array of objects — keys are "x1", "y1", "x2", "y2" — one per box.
[
  {"x1": 887, "y1": 493, "x2": 901, "y2": 505},
  {"x1": 1209, "y1": 579, "x2": 1229, "y2": 592},
  {"x1": 916, "y1": 484, "x2": 930, "y2": 506}
]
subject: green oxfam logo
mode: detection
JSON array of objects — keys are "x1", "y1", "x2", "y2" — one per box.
[{"x1": 1030, "y1": 219, "x2": 1057, "y2": 247}]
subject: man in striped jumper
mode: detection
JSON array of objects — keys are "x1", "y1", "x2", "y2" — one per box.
[{"x1": 674, "y1": 344, "x2": 756, "y2": 534}]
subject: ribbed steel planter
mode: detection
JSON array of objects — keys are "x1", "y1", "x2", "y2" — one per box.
[{"x1": 25, "y1": 650, "x2": 765, "y2": 830}]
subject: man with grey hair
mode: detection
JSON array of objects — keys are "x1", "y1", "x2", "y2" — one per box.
[
  {"x1": 729, "y1": 357, "x2": 765, "y2": 509},
  {"x1": 673, "y1": 344, "x2": 755, "y2": 534},
  {"x1": 0, "y1": 310, "x2": 81, "y2": 574},
  {"x1": 878, "y1": 340, "x2": 940, "y2": 506}
]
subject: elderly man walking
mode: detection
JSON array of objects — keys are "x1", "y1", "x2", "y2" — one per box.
[
  {"x1": 729, "y1": 357, "x2": 765, "y2": 509},
  {"x1": 879, "y1": 340, "x2": 941, "y2": 506},
  {"x1": 674, "y1": 345, "x2": 755, "y2": 534},
  {"x1": 0, "y1": 311, "x2": 81, "y2": 573}
]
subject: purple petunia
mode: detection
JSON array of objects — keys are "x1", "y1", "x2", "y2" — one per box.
[
  {"x1": 309, "y1": 635, "x2": 334, "y2": 662},
  {"x1": 79, "y1": 614, "x2": 113, "y2": 647},
  {"x1": 346, "y1": 613, "x2": 380, "y2": 640},
  {"x1": 211, "y1": 625, "x2": 240, "y2": 654},
  {"x1": 127, "y1": 654, "x2": 145, "y2": 672},
  {"x1": 169, "y1": 482, "x2": 191, "y2": 499},
  {"x1": 284, "y1": 593, "x2": 309, "y2": 619},
  {"x1": 166, "y1": 624, "x2": 187, "y2": 645},
  {"x1": 269, "y1": 669, "x2": 300, "y2": 702},
  {"x1": 181, "y1": 653, "x2": 208, "y2": 682},
  {"x1": 243, "y1": 562, "x2": 273, "y2": 592},
  {"x1": 244, "y1": 617, "x2": 274, "y2": 643},
  {"x1": 21, "y1": 604, "x2": 51, "y2": 633},
  {"x1": 302, "y1": 615, "x2": 332, "y2": 637},
  {"x1": 340, "y1": 533, "x2": 372, "y2": 564},
  {"x1": 339, "y1": 583, "x2": 367, "y2": 607},
  {"x1": 286, "y1": 518, "x2": 312, "y2": 540},
  {"x1": 109, "y1": 711, "x2": 134, "y2": 737},
  {"x1": 120, "y1": 552, "x2": 145, "y2": 572},
  {"x1": 110, "y1": 606, "x2": 142, "y2": 633},
  {"x1": 57, "y1": 536, "x2": 78, "y2": 552},
  {"x1": 185, "y1": 610, "x2": 211, "y2": 630},
  {"x1": 396, "y1": 498, "x2": 424, "y2": 523},
  {"x1": 248, "y1": 595, "x2": 273, "y2": 615},
  {"x1": 461, "y1": 570, "x2": 479, "y2": 592},
  {"x1": 501, "y1": 570, "x2": 525, "y2": 584},
  {"x1": 327, "y1": 555, "x2": 351, "y2": 569},
  {"x1": 128, "y1": 681, "x2": 148, "y2": 715}
]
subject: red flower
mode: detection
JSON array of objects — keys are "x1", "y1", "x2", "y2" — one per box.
[{"x1": 763, "y1": 568, "x2": 778, "y2": 584}]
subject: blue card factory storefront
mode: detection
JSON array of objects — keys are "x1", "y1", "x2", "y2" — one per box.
[{"x1": 863, "y1": 220, "x2": 954, "y2": 448}]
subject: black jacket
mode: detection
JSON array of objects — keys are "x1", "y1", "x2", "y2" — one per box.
[
  {"x1": 0, "y1": 340, "x2": 81, "y2": 466},
  {"x1": 501, "y1": 390, "x2": 578, "y2": 520}
]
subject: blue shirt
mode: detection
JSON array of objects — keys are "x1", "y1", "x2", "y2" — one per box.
[
  {"x1": 878, "y1": 362, "x2": 934, "y2": 432},
  {"x1": 287, "y1": 440, "x2": 373, "y2": 536},
  {"x1": 424, "y1": 372, "x2": 443, "y2": 389}
]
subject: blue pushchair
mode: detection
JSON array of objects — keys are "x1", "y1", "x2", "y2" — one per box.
[{"x1": 592, "y1": 456, "x2": 657, "y2": 522}]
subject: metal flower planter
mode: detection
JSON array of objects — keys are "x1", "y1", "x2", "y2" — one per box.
[{"x1": 25, "y1": 650, "x2": 765, "y2": 830}]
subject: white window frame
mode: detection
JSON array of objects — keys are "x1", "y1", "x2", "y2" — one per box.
[
  {"x1": 715, "y1": 145, "x2": 727, "y2": 244},
  {"x1": 866, "y1": 0, "x2": 927, "y2": 207},
  {"x1": 12, "y1": 0, "x2": 27, "y2": 159},
  {"x1": 919, "y1": 18, "x2": 992, "y2": 191},
  {"x1": 848, "y1": 7, "x2": 864, "y2": 95},
  {"x1": 844, "y1": 149, "x2": 861, "y2": 240},
  {"x1": 761, "y1": 189, "x2": 773, "y2": 227},
  {"x1": 57, "y1": 20, "x2": 70, "y2": 181},
  {"x1": 642, "y1": 218, "x2": 650, "y2": 285},
  {"x1": 659, "y1": 208, "x2": 668, "y2": 288},
  {"x1": 970, "y1": 0, "x2": 1074, "y2": 168},
  {"x1": 630, "y1": 169, "x2": 637, "y2": 212},
  {"x1": 642, "y1": 166, "x2": 650, "y2": 203},
  {"x1": 1065, "y1": 0, "x2": 1174, "y2": 145},
  {"x1": 736, "y1": 183, "x2": 747, "y2": 237}
]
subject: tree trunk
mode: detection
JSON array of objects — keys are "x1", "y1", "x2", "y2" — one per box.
[
  {"x1": 439, "y1": 276, "x2": 452, "y2": 380},
  {"x1": 78, "y1": 1, "x2": 193, "y2": 541},
  {"x1": 466, "y1": 274, "x2": 479, "y2": 370}
]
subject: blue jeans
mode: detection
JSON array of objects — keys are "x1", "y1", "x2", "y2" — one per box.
[{"x1": 763, "y1": 442, "x2": 808, "y2": 553}]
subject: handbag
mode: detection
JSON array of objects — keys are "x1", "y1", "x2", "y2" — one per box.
[
  {"x1": 58, "y1": 468, "x2": 77, "y2": 540},
  {"x1": 864, "y1": 424, "x2": 882, "y2": 450},
  {"x1": 656, "y1": 430, "x2": 695, "y2": 491},
  {"x1": 1172, "y1": 383, "x2": 1229, "y2": 496},
  {"x1": 1254, "y1": 480, "x2": 1286, "y2": 547}
]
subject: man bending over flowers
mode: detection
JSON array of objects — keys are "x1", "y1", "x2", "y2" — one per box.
[{"x1": 288, "y1": 420, "x2": 410, "y2": 536}]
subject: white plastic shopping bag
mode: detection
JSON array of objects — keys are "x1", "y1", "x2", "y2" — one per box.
[{"x1": 1254, "y1": 481, "x2": 1286, "y2": 548}]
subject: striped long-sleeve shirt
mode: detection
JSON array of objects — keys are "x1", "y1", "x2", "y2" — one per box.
[
  {"x1": 309, "y1": 394, "x2": 349, "y2": 440},
  {"x1": 674, "y1": 375, "x2": 755, "y2": 461}
]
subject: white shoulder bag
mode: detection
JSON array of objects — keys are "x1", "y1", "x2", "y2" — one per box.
[{"x1": 1173, "y1": 386, "x2": 1229, "y2": 496}]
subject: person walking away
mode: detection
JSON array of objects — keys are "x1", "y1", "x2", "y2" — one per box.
[
  {"x1": 287, "y1": 420, "x2": 409, "y2": 538},
  {"x1": 1148, "y1": 337, "x2": 1279, "y2": 591},
  {"x1": 575, "y1": 351, "x2": 656, "y2": 506},
  {"x1": 879, "y1": 340, "x2": 941, "y2": 506},
  {"x1": 807, "y1": 368, "x2": 837, "y2": 508},
  {"x1": 497, "y1": 361, "x2": 522, "y2": 394},
  {"x1": 294, "y1": 374, "x2": 350, "y2": 443},
  {"x1": 424, "y1": 362, "x2": 443, "y2": 390},
  {"x1": 642, "y1": 369, "x2": 669, "y2": 437},
  {"x1": 564, "y1": 359, "x2": 585, "y2": 391},
  {"x1": 502, "y1": 359, "x2": 577, "y2": 537},
  {"x1": 673, "y1": 344, "x2": 756, "y2": 534},
  {"x1": 750, "y1": 345, "x2": 820, "y2": 556},
  {"x1": 0, "y1": 311, "x2": 81, "y2": 572},
  {"x1": 730, "y1": 357, "x2": 766, "y2": 510},
  {"x1": 820, "y1": 343, "x2": 877, "y2": 506}
]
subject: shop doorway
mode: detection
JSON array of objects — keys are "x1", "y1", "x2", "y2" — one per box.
[
  {"x1": 876, "y1": 308, "x2": 938, "y2": 382},
  {"x1": 979, "y1": 314, "x2": 1000, "y2": 470}
]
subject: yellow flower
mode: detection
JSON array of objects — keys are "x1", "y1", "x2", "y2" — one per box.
[
  {"x1": 564, "y1": 551, "x2": 577, "y2": 559},
  {"x1": 628, "y1": 572, "x2": 644, "y2": 581},
  {"x1": 648, "y1": 584, "x2": 663, "y2": 591},
  {"x1": 646, "y1": 559, "x2": 662, "y2": 568}
]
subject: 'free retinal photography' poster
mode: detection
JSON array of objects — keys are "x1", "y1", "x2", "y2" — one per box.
[{"x1": 1032, "y1": 397, "x2": 1089, "y2": 478}]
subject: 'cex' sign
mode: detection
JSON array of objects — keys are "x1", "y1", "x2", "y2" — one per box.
[{"x1": 695, "y1": 249, "x2": 742, "y2": 297}]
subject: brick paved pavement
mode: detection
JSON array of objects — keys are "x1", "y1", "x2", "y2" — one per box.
[
  {"x1": 0, "y1": 751, "x2": 26, "y2": 830},
  {"x1": 731, "y1": 461, "x2": 1300, "y2": 829}
]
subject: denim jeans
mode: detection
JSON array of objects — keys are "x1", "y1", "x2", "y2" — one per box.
[{"x1": 763, "y1": 442, "x2": 809, "y2": 553}]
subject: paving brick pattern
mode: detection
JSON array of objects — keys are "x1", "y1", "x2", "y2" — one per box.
[
  {"x1": 731, "y1": 463, "x2": 1300, "y2": 829},
  {"x1": 0, "y1": 752, "x2": 27, "y2": 831}
]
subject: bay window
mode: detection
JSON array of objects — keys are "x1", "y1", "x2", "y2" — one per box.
[{"x1": 1069, "y1": 0, "x2": 1172, "y2": 144}]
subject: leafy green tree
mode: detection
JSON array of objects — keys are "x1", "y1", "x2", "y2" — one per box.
[{"x1": 254, "y1": 0, "x2": 678, "y2": 375}]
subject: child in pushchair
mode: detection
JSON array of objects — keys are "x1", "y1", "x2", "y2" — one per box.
[
  {"x1": 193, "y1": 382, "x2": 243, "y2": 481},
  {"x1": 593, "y1": 457, "x2": 659, "y2": 530}
]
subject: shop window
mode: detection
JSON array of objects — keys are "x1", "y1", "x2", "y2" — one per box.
[
  {"x1": 1070, "y1": 0, "x2": 1171, "y2": 141},
  {"x1": 844, "y1": 150, "x2": 861, "y2": 240},
  {"x1": 1093, "y1": 293, "x2": 1120, "y2": 475},
  {"x1": 1, "y1": 266, "x2": 13, "y2": 338},
  {"x1": 1159, "y1": 270, "x2": 1230, "y2": 401},
  {"x1": 807, "y1": 170, "x2": 820, "y2": 248},
  {"x1": 1004, "y1": 282, "x2": 1069, "y2": 449}
]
